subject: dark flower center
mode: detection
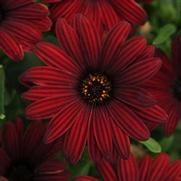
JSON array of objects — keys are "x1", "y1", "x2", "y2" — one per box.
[
  {"x1": 80, "y1": 73, "x2": 112, "y2": 105},
  {"x1": 5, "y1": 160, "x2": 34, "y2": 181},
  {"x1": 173, "y1": 78, "x2": 181, "y2": 101}
]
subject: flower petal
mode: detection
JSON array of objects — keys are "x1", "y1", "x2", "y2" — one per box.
[
  {"x1": 149, "y1": 153, "x2": 170, "y2": 181},
  {"x1": 25, "y1": 96, "x2": 76, "y2": 120},
  {"x1": 97, "y1": 159, "x2": 117, "y2": 181},
  {"x1": 93, "y1": 108, "x2": 113, "y2": 156},
  {"x1": 33, "y1": 42, "x2": 80, "y2": 73},
  {"x1": 63, "y1": 107, "x2": 91, "y2": 164},
  {"x1": 20, "y1": 66, "x2": 76, "y2": 87},
  {"x1": 108, "y1": 101, "x2": 150, "y2": 141},
  {"x1": 2, "y1": 122, "x2": 19, "y2": 160},
  {"x1": 0, "y1": 30, "x2": 23, "y2": 61},
  {"x1": 117, "y1": 57, "x2": 161, "y2": 86},
  {"x1": 45, "y1": 101, "x2": 83, "y2": 143},
  {"x1": 118, "y1": 155, "x2": 138, "y2": 181},
  {"x1": 56, "y1": 18, "x2": 85, "y2": 69},
  {"x1": 110, "y1": 36, "x2": 147, "y2": 72},
  {"x1": 74, "y1": 15, "x2": 101, "y2": 68},
  {"x1": 111, "y1": 122, "x2": 130, "y2": 159},
  {"x1": 112, "y1": 0, "x2": 147, "y2": 25},
  {"x1": 101, "y1": 21, "x2": 131, "y2": 68}
]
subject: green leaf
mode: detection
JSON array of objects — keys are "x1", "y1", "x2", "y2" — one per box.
[
  {"x1": 140, "y1": 138, "x2": 162, "y2": 153},
  {"x1": 153, "y1": 24, "x2": 176, "y2": 45},
  {"x1": 77, "y1": 161, "x2": 93, "y2": 176},
  {"x1": 0, "y1": 65, "x2": 5, "y2": 120},
  {"x1": 160, "y1": 135, "x2": 174, "y2": 152}
]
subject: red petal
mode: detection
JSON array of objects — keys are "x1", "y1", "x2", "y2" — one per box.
[
  {"x1": 110, "y1": 36, "x2": 147, "y2": 73},
  {"x1": 4, "y1": 0, "x2": 34, "y2": 10},
  {"x1": 50, "y1": 0, "x2": 81, "y2": 22},
  {"x1": 2, "y1": 20, "x2": 41, "y2": 47},
  {"x1": 22, "y1": 85, "x2": 74, "y2": 101},
  {"x1": 112, "y1": 0, "x2": 147, "y2": 25},
  {"x1": 88, "y1": 128, "x2": 102, "y2": 162},
  {"x1": 7, "y1": 3, "x2": 49, "y2": 20},
  {"x1": 56, "y1": 18, "x2": 84, "y2": 69},
  {"x1": 93, "y1": 108, "x2": 113, "y2": 156},
  {"x1": 45, "y1": 101, "x2": 83, "y2": 143},
  {"x1": 101, "y1": 21, "x2": 131, "y2": 68},
  {"x1": 111, "y1": 122, "x2": 130, "y2": 159},
  {"x1": 25, "y1": 96, "x2": 76, "y2": 120},
  {"x1": 63, "y1": 107, "x2": 91, "y2": 164},
  {"x1": 139, "y1": 155, "x2": 153, "y2": 181},
  {"x1": 149, "y1": 153, "x2": 170, "y2": 181},
  {"x1": 36, "y1": 160, "x2": 67, "y2": 175},
  {"x1": 117, "y1": 57, "x2": 161, "y2": 86},
  {"x1": 166, "y1": 161, "x2": 181, "y2": 179},
  {"x1": 116, "y1": 87, "x2": 156, "y2": 109},
  {"x1": 118, "y1": 154, "x2": 138, "y2": 181},
  {"x1": 0, "y1": 149, "x2": 11, "y2": 174},
  {"x1": 22, "y1": 121, "x2": 46, "y2": 158},
  {"x1": 2, "y1": 122, "x2": 19, "y2": 160},
  {"x1": 164, "y1": 104, "x2": 181, "y2": 135},
  {"x1": 74, "y1": 15, "x2": 101, "y2": 68},
  {"x1": 136, "y1": 105, "x2": 168, "y2": 124},
  {"x1": 138, "y1": 45, "x2": 155, "y2": 59},
  {"x1": 97, "y1": 159, "x2": 117, "y2": 181},
  {"x1": 95, "y1": 0, "x2": 120, "y2": 31},
  {"x1": 33, "y1": 41, "x2": 80, "y2": 73},
  {"x1": 20, "y1": 66, "x2": 76, "y2": 87},
  {"x1": 74, "y1": 176, "x2": 99, "y2": 181},
  {"x1": 108, "y1": 101, "x2": 150, "y2": 141},
  {"x1": 0, "y1": 30, "x2": 23, "y2": 61}
]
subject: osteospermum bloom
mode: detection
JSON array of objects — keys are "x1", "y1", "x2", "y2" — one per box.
[
  {"x1": 97, "y1": 153, "x2": 181, "y2": 181},
  {"x1": 0, "y1": 118, "x2": 69, "y2": 181},
  {"x1": 44, "y1": 0, "x2": 147, "y2": 31},
  {"x1": 146, "y1": 37, "x2": 181, "y2": 135},
  {"x1": 21, "y1": 16, "x2": 167, "y2": 164},
  {"x1": 0, "y1": 0, "x2": 51, "y2": 61}
]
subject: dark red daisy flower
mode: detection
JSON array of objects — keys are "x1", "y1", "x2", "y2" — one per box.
[
  {"x1": 0, "y1": 118, "x2": 69, "y2": 181},
  {"x1": 0, "y1": 0, "x2": 51, "y2": 61},
  {"x1": 146, "y1": 37, "x2": 181, "y2": 135},
  {"x1": 20, "y1": 16, "x2": 167, "y2": 164},
  {"x1": 44, "y1": 0, "x2": 147, "y2": 31},
  {"x1": 97, "y1": 153, "x2": 181, "y2": 181}
]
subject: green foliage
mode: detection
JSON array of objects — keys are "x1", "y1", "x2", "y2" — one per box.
[
  {"x1": 140, "y1": 138, "x2": 162, "y2": 153},
  {"x1": 0, "y1": 65, "x2": 5, "y2": 120},
  {"x1": 153, "y1": 24, "x2": 176, "y2": 45}
]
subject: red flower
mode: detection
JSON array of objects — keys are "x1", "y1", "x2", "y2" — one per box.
[
  {"x1": 0, "y1": 118, "x2": 69, "y2": 181},
  {"x1": 97, "y1": 153, "x2": 181, "y2": 181},
  {"x1": 0, "y1": 0, "x2": 51, "y2": 61},
  {"x1": 146, "y1": 37, "x2": 181, "y2": 135},
  {"x1": 45, "y1": 0, "x2": 147, "y2": 31},
  {"x1": 20, "y1": 16, "x2": 167, "y2": 164}
]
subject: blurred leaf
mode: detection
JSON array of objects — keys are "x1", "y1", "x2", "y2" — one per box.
[
  {"x1": 153, "y1": 24, "x2": 176, "y2": 45},
  {"x1": 140, "y1": 138, "x2": 162, "y2": 153},
  {"x1": 175, "y1": 0, "x2": 181, "y2": 21},
  {"x1": 0, "y1": 65, "x2": 5, "y2": 120},
  {"x1": 160, "y1": 135, "x2": 174, "y2": 152},
  {"x1": 77, "y1": 161, "x2": 93, "y2": 176}
]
